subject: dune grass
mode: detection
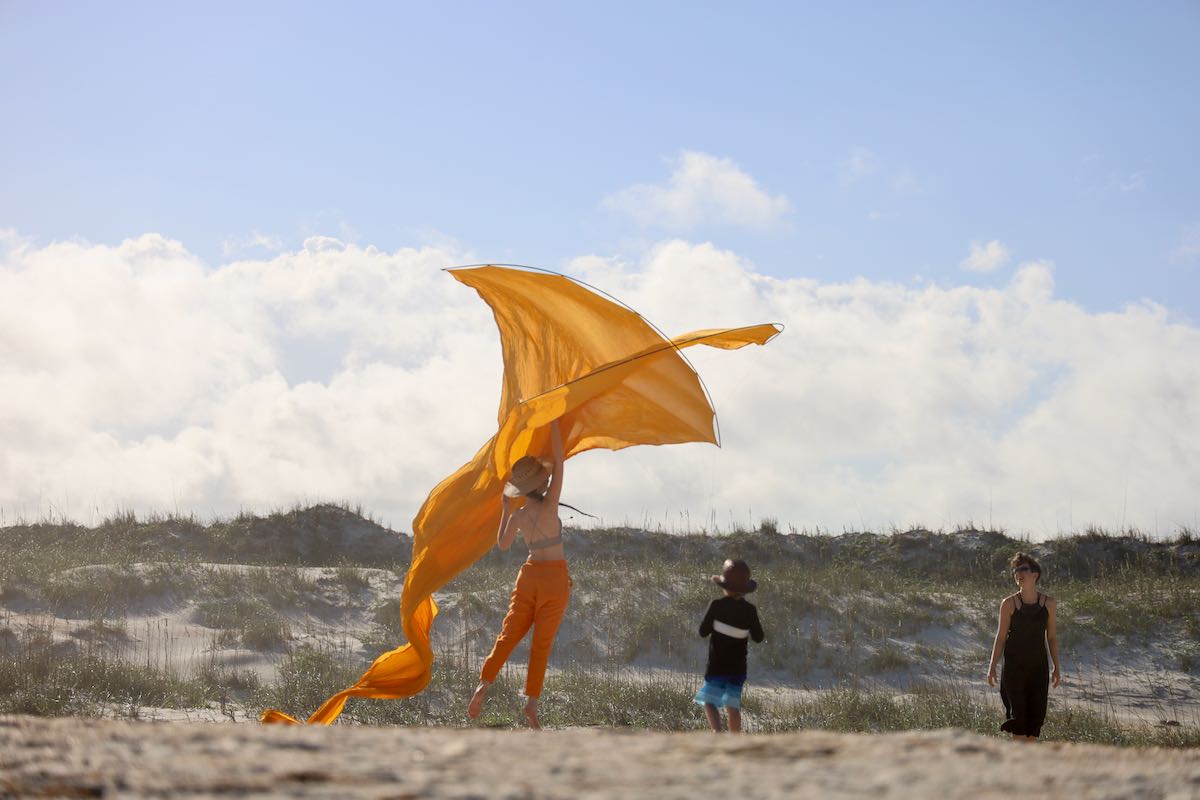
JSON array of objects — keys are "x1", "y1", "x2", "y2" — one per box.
[
  {"x1": 244, "y1": 642, "x2": 1200, "y2": 746},
  {"x1": 2, "y1": 507, "x2": 1199, "y2": 745},
  {"x1": 4, "y1": 622, "x2": 1197, "y2": 747},
  {"x1": 0, "y1": 621, "x2": 221, "y2": 717}
]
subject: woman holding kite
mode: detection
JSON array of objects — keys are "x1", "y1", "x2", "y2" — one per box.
[
  {"x1": 467, "y1": 419, "x2": 569, "y2": 729},
  {"x1": 259, "y1": 266, "x2": 778, "y2": 730}
]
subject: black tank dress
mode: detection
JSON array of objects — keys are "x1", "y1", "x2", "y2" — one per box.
[{"x1": 1000, "y1": 592, "x2": 1049, "y2": 737}]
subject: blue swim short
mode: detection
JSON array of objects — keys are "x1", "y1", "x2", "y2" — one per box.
[{"x1": 694, "y1": 675, "x2": 747, "y2": 709}]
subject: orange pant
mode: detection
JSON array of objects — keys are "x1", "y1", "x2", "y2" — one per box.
[{"x1": 479, "y1": 559, "x2": 571, "y2": 697}]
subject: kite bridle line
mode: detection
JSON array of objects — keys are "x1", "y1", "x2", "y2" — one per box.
[{"x1": 443, "y1": 262, "x2": 782, "y2": 449}]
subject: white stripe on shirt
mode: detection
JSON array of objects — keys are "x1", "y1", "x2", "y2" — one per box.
[{"x1": 712, "y1": 619, "x2": 751, "y2": 639}]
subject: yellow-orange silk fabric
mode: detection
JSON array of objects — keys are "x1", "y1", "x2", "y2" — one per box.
[{"x1": 261, "y1": 266, "x2": 780, "y2": 725}]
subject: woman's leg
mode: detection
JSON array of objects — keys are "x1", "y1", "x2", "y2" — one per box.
[
  {"x1": 999, "y1": 667, "x2": 1029, "y2": 738},
  {"x1": 521, "y1": 566, "x2": 570, "y2": 729},
  {"x1": 522, "y1": 696, "x2": 541, "y2": 730},
  {"x1": 467, "y1": 682, "x2": 491, "y2": 720},
  {"x1": 469, "y1": 570, "x2": 536, "y2": 719},
  {"x1": 1025, "y1": 670, "x2": 1049, "y2": 739},
  {"x1": 726, "y1": 706, "x2": 742, "y2": 733},
  {"x1": 524, "y1": 568, "x2": 570, "y2": 699}
]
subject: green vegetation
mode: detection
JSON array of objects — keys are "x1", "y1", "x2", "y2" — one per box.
[
  {"x1": 0, "y1": 502, "x2": 407, "y2": 576},
  {"x1": 758, "y1": 684, "x2": 1200, "y2": 747},
  {"x1": 249, "y1": 643, "x2": 1200, "y2": 746},
  {"x1": 0, "y1": 623, "x2": 218, "y2": 717},
  {"x1": 1, "y1": 506, "x2": 1198, "y2": 746}
]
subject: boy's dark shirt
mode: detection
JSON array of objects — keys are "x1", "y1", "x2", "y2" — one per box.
[{"x1": 698, "y1": 595, "x2": 764, "y2": 678}]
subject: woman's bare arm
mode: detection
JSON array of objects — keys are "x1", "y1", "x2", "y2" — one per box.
[
  {"x1": 496, "y1": 495, "x2": 518, "y2": 550},
  {"x1": 987, "y1": 596, "x2": 1013, "y2": 686},
  {"x1": 1046, "y1": 596, "x2": 1061, "y2": 687}
]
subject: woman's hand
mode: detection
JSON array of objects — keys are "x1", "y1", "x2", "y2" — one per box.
[
  {"x1": 986, "y1": 664, "x2": 997, "y2": 687},
  {"x1": 1051, "y1": 668, "x2": 1061, "y2": 688}
]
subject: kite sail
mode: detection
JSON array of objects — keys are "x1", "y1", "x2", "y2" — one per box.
[{"x1": 261, "y1": 265, "x2": 781, "y2": 725}]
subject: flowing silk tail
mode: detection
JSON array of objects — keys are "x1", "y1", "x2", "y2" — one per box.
[{"x1": 260, "y1": 595, "x2": 439, "y2": 725}]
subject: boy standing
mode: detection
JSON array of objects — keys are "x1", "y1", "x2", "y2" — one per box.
[{"x1": 695, "y1": 558, "x2": 764, "y2": 733}]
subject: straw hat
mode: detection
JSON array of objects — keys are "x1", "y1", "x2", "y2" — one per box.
[
  {"x1": 711, "y1": 559, "x2": 757, "y2": 593},
  {"x1": 503, "y1": 456, "x2": 552, "y2": 498}
]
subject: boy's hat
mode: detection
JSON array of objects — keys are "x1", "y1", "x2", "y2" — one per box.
[
  {"x1": 503, "y1": 456, "x2": 552, "y2": 498},
  {"x1": 712, "y1": 559, "x2": 757, "y2": 594}
]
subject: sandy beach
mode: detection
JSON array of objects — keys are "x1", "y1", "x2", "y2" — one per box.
[{"x1": 4, "y1": 715, "x2": 1200, "y2": 799}]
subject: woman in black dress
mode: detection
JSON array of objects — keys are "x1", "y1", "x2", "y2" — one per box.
[{"x1": 986, "y1": 552, "x2": 1061, "y2": 740}]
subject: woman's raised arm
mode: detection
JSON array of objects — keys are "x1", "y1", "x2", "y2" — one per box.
[{"x1": 496, "y1": 495, "x2": 517, "y2": 550}]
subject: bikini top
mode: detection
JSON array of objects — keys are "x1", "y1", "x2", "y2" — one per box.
[
  {"x1": 526, "y1": 533, "x2": 564, "y2": 551},
  {"x1": 522, "y1": 515, "x2": 564, "y2": 551}
]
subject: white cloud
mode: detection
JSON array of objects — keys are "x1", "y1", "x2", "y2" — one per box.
[
  {"x1": 0, "y1": 233, "x2": 494, "y2": 529},
  {"x1": 221, "y1": 230, "x2": 284, "y2": 257},
  {"x1": 2, "y1": 234, "x2": 1198, "y2": 538},
  {"x1": 602, "y1": 151, "x2": 790, "y2": 230},
  {"x1": 842, "y1": 146, "x2": 880, "y2": 183},
  {"x1": 839, "y1": 149, "x2": 922, "y2": 196},
  {"x1": 1118, "y1": 171, "x2": 1146, "y2": 193},
  {"x1": 961, "y1": 240, "x2": 1011, "y2": 273},
  {"x1": 1171, "y1": 223, "x2": 1200, "y2": 263},
  {"x1": 570, "y1": 247, "x2": 1198, "y2": 537},
  {"x1": 891, "y1": 168, "x2": 924, "y2": 195}
]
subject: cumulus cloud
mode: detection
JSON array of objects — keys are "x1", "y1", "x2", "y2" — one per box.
[
  {"x1": 572, "y1": 245, "x2": 1199, "y2": 537},
  {"x1": 2, "y1": 234, "x2": 1198, "y2": 538},
  {"x1": 961, "y1": 240, "x2": 1011, "y2": 273},
  {"x1": 0, "y1": 233, "x2": 498, "y2": 528},
  {"x1": 602, "y1": 151, "x2": 790, "y2": 230}
]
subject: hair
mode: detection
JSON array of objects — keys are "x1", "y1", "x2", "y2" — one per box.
[{"x1": 1009, "y1": 551, "x2": 1042, "y2": 581}]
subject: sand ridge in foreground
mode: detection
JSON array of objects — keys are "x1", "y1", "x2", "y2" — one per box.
[{"x1": 3, "y1": 715, "x2": 1199, "y2": 799}]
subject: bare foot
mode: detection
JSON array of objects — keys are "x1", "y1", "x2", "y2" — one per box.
[
  {"x1": 467, "y1": 682, "x2": 490, "y2": 720},
  {"x1": 523, "y1": 698, "x2": 541, "y2": 730}
]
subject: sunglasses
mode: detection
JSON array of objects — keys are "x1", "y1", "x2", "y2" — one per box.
[{"x1": 1012, "y1": 565, "x2": 1034, "y2": 575}]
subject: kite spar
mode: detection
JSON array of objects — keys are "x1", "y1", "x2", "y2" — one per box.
[{"x1": 261, "y1": 265, "x2": 781, "y2": 725}]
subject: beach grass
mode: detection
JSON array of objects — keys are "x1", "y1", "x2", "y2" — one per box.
[{"x1": 2, "y1": 506, "x2": 1198, "y2": 746}]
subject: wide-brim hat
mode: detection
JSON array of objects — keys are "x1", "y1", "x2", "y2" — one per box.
[
  {"x1": 503, "y1": 456, "x2": 552, "y2": 498},
  {"x1": 711, "y1": 558, "x2": 757, "y2": 593}
]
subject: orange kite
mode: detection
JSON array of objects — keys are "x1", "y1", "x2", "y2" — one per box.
[{"x1": 261, "y1": 265, "x2": 781, "y2": 725}]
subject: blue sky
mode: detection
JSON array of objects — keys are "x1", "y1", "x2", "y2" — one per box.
[
  {"x1": 2, "y1": 2, "x2": 1199, "y2": 534},
  {"x1": 3, "y1": 1, "x2": 1198, "y2": 317}
]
